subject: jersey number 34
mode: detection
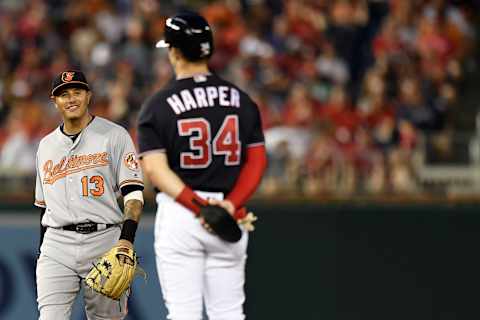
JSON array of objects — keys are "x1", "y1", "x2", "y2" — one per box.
[{"x1": 178, "y1": 115, "x2": 241, "y2": 168}]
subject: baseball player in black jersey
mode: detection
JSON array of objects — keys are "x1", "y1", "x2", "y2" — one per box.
[{"x1": 137, "y1": 11, "x2": 267, "y2": 320}]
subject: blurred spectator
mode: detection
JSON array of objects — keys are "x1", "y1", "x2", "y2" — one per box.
[
  {"x1": 396, "y1": 76, "x2": 437, "y2": 131},
  {"x1": 0, "y1": 0, "x2": 477, "y2": 199},
  {"x1": 302, "y1": 128, "x2": 356, "y2": 196},
  {"x1": 316, "y1": 41, "x2": 349, "y2": 85},
  {"x1": 373, "y1": 17, "x2": 404, "y2": 60},
  {"x1": 388, "y1": 148, "x2": 418, "y2": 194},
  {"x1": 319, "y1": 85, "x2": 359, "y2": 146},
  {"x1": 0, "y1": 105, "x2": 37, "y2": 173},
  {"x1": 351, "y1": 127, "x2": 386, "y2": 194},
  {"x1": 282, "y1": 84, "x2": 318, "y2": 127}
]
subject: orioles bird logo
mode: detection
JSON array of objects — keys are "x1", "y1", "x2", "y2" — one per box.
[
  {"x1": 124, "y1": 152, "x2": 139, "y2": 171},
  {"x1": 62, "y1": 72, "x2": 75, "y2": 82}
]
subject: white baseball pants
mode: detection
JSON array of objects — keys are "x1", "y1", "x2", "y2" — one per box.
[{"x1": 155, "y1": 191, "x2": 248, "y2": 320}]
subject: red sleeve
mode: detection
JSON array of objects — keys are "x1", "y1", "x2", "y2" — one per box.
[{"x1": 227, "y1": 145, "x2": 267, "y2": 209}]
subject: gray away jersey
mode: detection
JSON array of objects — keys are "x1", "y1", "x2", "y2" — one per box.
[{"x1": 34, "y1": 117, "x2": 144, "y2": 227}]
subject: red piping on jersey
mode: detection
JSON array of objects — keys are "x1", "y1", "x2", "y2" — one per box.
[
  {"x1": 176, "y1": 186, "x2": 208, "y2": 216},
  {"x1": 227, "y1": 145, "x2": 267, "y2": 209}
]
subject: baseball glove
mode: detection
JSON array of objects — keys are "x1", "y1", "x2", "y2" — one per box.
[
  {"x1": 200, "y1": 205, "x2": 242, "y2": 243},
  {"x1": 85, "y1": 245, "x2": 142, "y2": 300}
]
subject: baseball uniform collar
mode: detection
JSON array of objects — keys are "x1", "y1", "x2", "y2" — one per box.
[
  {"x1": 71, "y1": 115, "x2": 96, "y2": 149},
  {"x1": 56, "y1": 115, "x2": 96, "y2": 148},
  {"x1": 176, "y1": 72, "x2": 211, "y2": 80}
]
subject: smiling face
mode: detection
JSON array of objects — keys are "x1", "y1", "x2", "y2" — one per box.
[{"x1": 51, "y1": 87, "x2": 91, "y2": 122}]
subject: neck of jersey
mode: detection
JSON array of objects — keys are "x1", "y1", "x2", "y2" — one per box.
[{"x1": 60, "y1": 115, "x2": 95, "y2": 142}]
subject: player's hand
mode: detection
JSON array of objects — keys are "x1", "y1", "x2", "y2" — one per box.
[
  {"x1": 199, "y1": 217, "x2": 214, "y2": 233},
  {"x1": 207, "y1": 198, "x2": 235, "y2": 216},
  {"x1": 238, "y1": 212, "x2": 258, "y2": 232},
  {"x1": 198, "y1": 203, "x2": 242, "y2": 242},
  {"x1": 85, "y1": 244, "x2": 142, "y2": 300},
  {"x1": 115, "y1": 239, "x2": 134, "y2": 265},
  {"x1": 201, "y1": 198, "x2": 235, "y2": 234}
]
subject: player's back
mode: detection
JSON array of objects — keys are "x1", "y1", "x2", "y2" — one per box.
[{"x1": 138, "y1": 74, "x2": 264, "y2": 194}]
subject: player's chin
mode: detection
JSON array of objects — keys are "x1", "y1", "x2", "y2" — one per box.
[
  {"x1": 63, "y1": 108, "x2": 86, "y2": 120},
  {"x1": 63, "y1": 113, "x2": 81, "y2": 121}
]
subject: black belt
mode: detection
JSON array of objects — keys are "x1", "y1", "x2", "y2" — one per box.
[{"x1": 62, "y1": 222, "x2": 116, "y2": 234}]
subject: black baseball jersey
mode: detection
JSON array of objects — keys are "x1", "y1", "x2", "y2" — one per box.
[{"x1": 137, "y1": 73, "x2": 265, "y2": 194}]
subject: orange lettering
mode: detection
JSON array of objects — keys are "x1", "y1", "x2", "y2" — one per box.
[
  {"x1": 43, "y1": 160, "x2": 53, "y2": 180},
  {"x1": 42, "y1": 152, "x2": 111, "y2": 185},
  {"x1": 52, "y1": 157, "x2": 65, "y2": 176},
  {"x1": 101, "y1": 152, "x2": 109, "y2": 163}
]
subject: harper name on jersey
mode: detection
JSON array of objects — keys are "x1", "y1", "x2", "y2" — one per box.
[
  {"x1": 167, "y1": 85, "x2": 240, "y2": 115},
  {"x1": 138, "y1": 74, "x2": 264, "y2": 194}
]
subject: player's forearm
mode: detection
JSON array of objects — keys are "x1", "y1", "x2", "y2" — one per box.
[
  {"x1": 124, "y1": 199, "x2": 143, "y2": 222},
  {"x1": 151, "y1": 167, "x2": 209, "y2": 215},
  {"x1": 141, "y1": 153, "x2": 207, "y2": 215},
  {"x1": 120, "y1": 198, "x2": 144, "y2": 244},
  {"x1": 148, "y1": 167, "x2": 185, "y2": 198},
  {"x1": 141, "y1": 153, "x2": 185, "y2": 198}
]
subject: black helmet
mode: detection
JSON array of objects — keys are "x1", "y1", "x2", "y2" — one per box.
[{"x1": 156, "y1": 12, "x2": 214, "y2": 61}]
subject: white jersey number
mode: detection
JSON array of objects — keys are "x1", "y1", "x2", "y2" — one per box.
[{"x1": 177, "y1": 115, "x2": 241, "y2": 169}]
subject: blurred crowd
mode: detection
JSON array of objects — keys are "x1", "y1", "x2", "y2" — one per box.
[{"x1": 0, "y1": 0, "x2": 478, "y2": 198}]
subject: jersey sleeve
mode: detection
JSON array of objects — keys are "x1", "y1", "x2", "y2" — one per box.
[
  {"x1": 137, "y1": 97, "x2": 168, "y2": 157},
  {"x1": 111, "y1": 128, "x2": 144, "y2": 191},
  {"x1": 34, "y1": 153, "x2": 46, "y2": 208},
  {"x1": 246, "y1": 99, "x2": 265, "y2": 147}
]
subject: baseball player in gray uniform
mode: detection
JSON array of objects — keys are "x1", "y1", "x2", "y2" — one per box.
[{"x1": 34, "y1": 70, "x2": 145, "y2": 319}]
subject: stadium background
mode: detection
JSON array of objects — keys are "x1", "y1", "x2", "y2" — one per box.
[{"x1": 0, "y1": 0, "x2": 479, "y2": 319}]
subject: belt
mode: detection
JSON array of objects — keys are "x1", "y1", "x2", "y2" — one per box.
[{"x1": 62, "y1": 222, "x2": 116, "y2": 234}]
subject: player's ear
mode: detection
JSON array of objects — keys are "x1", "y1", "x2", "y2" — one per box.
[
  {"x1": 169, "y1": 48, "x2": 181, "y2": 63},
  {"x1": 172, "y1": 48, "x2": 180, "y2": 59},
  {"x1": 86, "y1": 91, "x2": 92, "y2": 104},
  {"x1": 50, "y1": 95, "x2": 58, "y2": 108}
]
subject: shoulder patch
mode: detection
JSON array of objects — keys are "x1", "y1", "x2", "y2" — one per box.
[{"x1": 124, "y1": 152, "x2": 140, "y2": 171}]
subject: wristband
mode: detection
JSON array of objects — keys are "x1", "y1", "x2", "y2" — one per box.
[
  {"x1": 124, "y1": 190, "x2": 144, "y2": 205},
  {"x1": 175, "y1": 186, "x2": 207, "y2": 216},
  {"x1": 119, "y1": 219, "x2": 138, "y2": 243},
  {"x1": 234, "y1": 207, "x2": 247, "y2": 220}
]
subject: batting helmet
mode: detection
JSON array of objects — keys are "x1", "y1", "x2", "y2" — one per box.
[{"x1": 156, "y1": 12, "x2": 214, "y2": 61}]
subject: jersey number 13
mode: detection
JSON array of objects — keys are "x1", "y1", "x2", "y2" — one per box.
[{"x1": 178, "y1": 115, "x2": 241, "y2": 168}]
